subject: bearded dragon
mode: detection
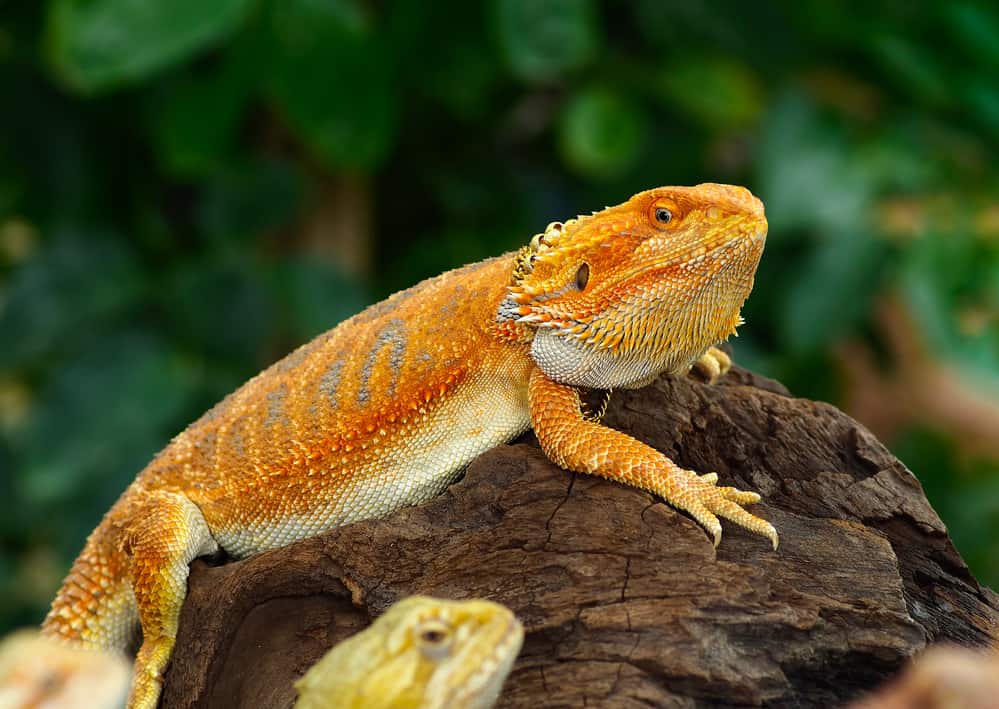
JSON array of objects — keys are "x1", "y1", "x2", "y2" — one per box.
[
  {"x1": 293, "y1": 596, "x2": 523, "y2": 709},
  {"x1": 42, "y1": 183, "x2": 776, "y2": 708}
]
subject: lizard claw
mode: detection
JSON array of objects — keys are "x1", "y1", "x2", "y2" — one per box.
[
  {"x1": 669, "y1": 471, "x2": 778, "y2": 550},
  {"x1": 689, "y1": 346, "x2": 732, "y2": 384}
]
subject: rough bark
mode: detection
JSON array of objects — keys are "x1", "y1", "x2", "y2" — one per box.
[{"x1": 161, "y1": 367, "x2": 999, "y2": 708}]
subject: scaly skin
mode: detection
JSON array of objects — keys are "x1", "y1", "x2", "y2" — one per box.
[
  {"x1": 293, "y1": 596, "x2": 523, "y2": 709},
  {"x1": 42, "y1": 183, "x2": 775, "y2": 708}
]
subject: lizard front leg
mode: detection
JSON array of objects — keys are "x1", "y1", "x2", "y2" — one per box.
[{"x1": 528, "y1": 367, "x2": 778, "y2": 549}]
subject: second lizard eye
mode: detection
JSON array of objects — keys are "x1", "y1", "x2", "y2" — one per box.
[
  {"x1": 575, "y1": 263, "x2": 590, "y2": 290},
  {"x1": 416, "y1": 619, "x2": 454, "y2": 660},
  {"x1": 420, "y1": 628, "x2": 447, "y2": 644}
]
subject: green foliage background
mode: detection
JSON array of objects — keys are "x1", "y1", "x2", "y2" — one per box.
[{"x1": 1, "y1": 0, "x2": 997, "y2": 631}]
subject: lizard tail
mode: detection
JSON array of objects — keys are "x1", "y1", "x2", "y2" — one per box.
[{"x1": 42, "y1": 511, "x2": 138, "y2": 652}]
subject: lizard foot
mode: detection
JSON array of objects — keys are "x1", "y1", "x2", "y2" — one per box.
[
  {"x1": 668, "y1": 471, "x2": 778, "y2": 550},
  {"x1": 689, "y1": 346, "x2": 732, "y2": 384}
]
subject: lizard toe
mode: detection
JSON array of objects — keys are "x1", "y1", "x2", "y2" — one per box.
[
  {"x1": 688, "y1": 505, "x2": 723, "y2": 548},
  {"x1": 717, "y1": 486, "x2": 762, "y2": 505},
  {"x1": 690, "y1": 347, "x2": 732, "y2": 385},
  {"x1": 672, "y1": 474, "x2": 774, "y2": 549}
]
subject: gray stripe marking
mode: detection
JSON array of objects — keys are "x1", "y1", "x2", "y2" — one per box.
[{"x1": 358, "y1": 318, "x2": 407, "y2": 406}]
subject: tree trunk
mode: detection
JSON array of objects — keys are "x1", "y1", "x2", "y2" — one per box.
[{"x1": 161, "y1": 367, "x2": 999, "y2": 708}]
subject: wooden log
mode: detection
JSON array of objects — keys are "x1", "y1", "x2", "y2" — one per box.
[{"x1": 161, "y1": 367, "x2": 999, "y2": 708}]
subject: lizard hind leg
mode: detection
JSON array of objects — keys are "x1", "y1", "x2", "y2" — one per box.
[
  {"x1": 123, "y1": 490, "x2": 219, "y2": 709},
  {"x1": 42, "y1": 488, "x2": 218, "y2": 708}
]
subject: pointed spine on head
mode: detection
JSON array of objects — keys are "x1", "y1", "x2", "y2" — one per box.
[
  {"x1": 510, "y1": 221, "x2": 566, "y2": 284},
  {"x1": 497, "y1": 210, "x2": 632, "y2": 350},
  {"x1": 499, "y1": 220, "x2": 571, "y2": 325}
]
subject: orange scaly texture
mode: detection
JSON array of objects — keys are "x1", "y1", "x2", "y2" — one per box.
[{"x1": 42, "y1": 183, "x2": 774, "y2": 708}]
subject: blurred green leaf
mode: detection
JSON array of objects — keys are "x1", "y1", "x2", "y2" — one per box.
[
  {"x1": 13, "y1": 331, "x2": 196, "y2": 507},
  {"x1": 425, "y1": 38, "x2": 500, "y2": 120},
  {"x1": 961, "y1": 80, "x2": 999, "y2": 138},
  {"x1": 0, "y1": 448, "x2": 15, "y2": 537},
  {"x1": 271, "y1": 258, "x2": 367, "y2": 341},
  {"x1": 948, "y1": 476, "x2": 999, "y2": 583},
  {"x1": 162, "y1": 259, "x2": 274, "y2": 361},
  {"x1": 855, "y1": 129, "x2": 941, "y2": 192},
  {"x1": 384, "y1": 226, "x2": 519, "y2": 296},
  {"x1": 944, "y1": 3, "x2": 999, "y2": 69},
  {"x1": 758, "y1": 94, "x2": 874, "y2": 235},
  {"x1": 196, "y1": 159, "x2": 303, "y2": 242},
  {"x1": 272, "y1": 0, "x2": 370, "y2": 38},
  {"x1": 0, "y1": 173, "x2": 23, "y2": 219},
  {"x1": 0, "y1": 232, "x2": 142, "y2": 368},
  {"x1": 494, "y1": 0, "x2": 599, "y2": 82},
  {"x1": 871, "y1": 34, "x2": 952, "y2": 107},
  {"x1": 635, "y1": 0, "x2": 733, "y2": 50},
  {"x1": 900, "y1": 227, "x2": 999, "y2": 374},
  {"x1": 781, "y1": 230, "x2": 884, "y2": 353},
  {"x1": 265, "y1": 0, "x2": 397, "y2": 171},
  {"x1": 46, "y1": 0, "x2": 255, "y2": 93},
  {"x1": 147, "y1": 64, "x2": 251, "y2": 177},
  {"x1": 559, "y1": 87, "x2": 646, "y2": 179},
  {"x1": 658, "y1": 58, "x2": 763, "y2": 131},
  {"x1": 385, "y1": 2, "x2": 499, "y2": 119}
]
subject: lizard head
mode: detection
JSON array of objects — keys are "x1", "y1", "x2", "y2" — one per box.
[
  {"x1": 498, "y1": 183, "x2": 767, "y2": 389},
  {"x1": 295, "y1": 596, "x2": 524, "y2": 708}
]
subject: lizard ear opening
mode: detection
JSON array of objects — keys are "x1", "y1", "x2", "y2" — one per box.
[{"x1": 575, "y1": 262, "x2": 590, "y2": 290}]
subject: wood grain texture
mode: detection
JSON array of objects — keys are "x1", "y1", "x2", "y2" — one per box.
[{"x1": 162, "y1": 367, "x2": 998, "y2": 708}]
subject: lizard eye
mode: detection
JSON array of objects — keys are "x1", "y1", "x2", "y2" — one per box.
[
  {"x1": 421, "y1": 628, "x2": 446, "y2": 643},
  {"x1": 416, "y1": 619, "x2": 453, "y2": 660},
  {"x1": 575, "y1": 262, "x2": 589, "y2": 290},
  {"x1": 654, "y1": 207, "x2": 672, "y2": 224}
]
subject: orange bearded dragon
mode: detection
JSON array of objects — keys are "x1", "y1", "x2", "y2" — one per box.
[{"x1": 42, "y1": 183, "x2": 776, "y2": 707}]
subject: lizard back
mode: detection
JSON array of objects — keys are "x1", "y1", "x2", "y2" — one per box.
[{"x1": 143, "y1": 254, "x2": 534, "y2": 556}]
